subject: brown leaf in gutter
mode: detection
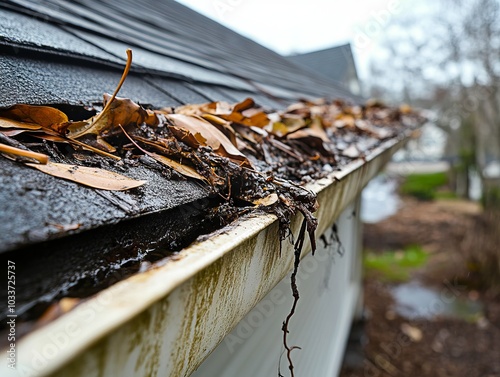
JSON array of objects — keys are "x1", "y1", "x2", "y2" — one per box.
[
  {"x1": 66, "y1": 49, "x2": 156, "y2": 141},
  {"x1": 200, "y1": 114, "x2": 239, "y2": 148},
  {"x1": 0, "y1": 117, "x2": 42, "y2": 130},
  {"x1": 166, "y1": 114, "x2": 252, "y2": 167},
  {"x1": 148, "y1": 152, "x2": 208, "y2": 183},
  {"x1": 169, "y1": 125, "x2": 207, "y2": 148},
  {"x1": 287, "y1": 116, "x2": 329, "y2": 143},
  {"x1": 26, "y1": 162, "x2": 146, "y2": 191},
  {"x1": 220, "y1": 108, "x2": 269, "y2": 128},
  {"x1": 333, "y1": 113, "x2": 358, "y2": 129},
  {"x1": 36, "y1": 298, "x2": 82, "y2": 326},
  {"x1": 286, "y1": 116, "x2": 334, "y2": 158},
  {"x1": 177, "y1": 98, "x2": 270, "y2": 128},
  {"x1": 233, "y1": 97, "x2": 255, "y2": 113},
  {"x1": 175, "y1": 101, "x2": 233, "y2": 116},
  {"x1": 119, "y1": 125, "x2": 208, "y2": 183},
  {"x1": 284, "y1": 102, "x2": 312, "y2": 118},
  {"x1": 66, "y1": 94, "x2": 158, "y2": 139},
  {"x1": 0, "y1": 129, "x2": 27, "y2": 137},
  {"x1": 355, "y1": 119, "x2": 393, "y2": 139},
  {"x1": 253, "y1": 193, "x2": 279, "y2": 207},
  {"x1": 270, "y1": 113, "x2": 306, "y2": 137},
  {"x1": 0, "y1": 105, "x2": 68, "y2": 130},
  {"x1": 399, "y1": 104, "x2": 413, "y2": 114}
]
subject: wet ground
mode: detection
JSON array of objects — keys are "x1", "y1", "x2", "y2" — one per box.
[
  {"x1": 361, "y1": 175, "x2": 400, "y2": 224},
  {"x1": 341, "y1": 184, "x2": 500, "y2": 377}
]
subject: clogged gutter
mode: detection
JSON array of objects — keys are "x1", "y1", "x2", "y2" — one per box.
[
  {"x1": 0, "y1": 51, "x2": 422, "y2": 373},
  {"x1": 0, "y1": 51, "x2": 421, "y2": 246}
]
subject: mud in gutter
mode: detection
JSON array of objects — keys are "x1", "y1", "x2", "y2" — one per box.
[{"x1": 0, "y1": 194, "x2": 228, "y2": 337}]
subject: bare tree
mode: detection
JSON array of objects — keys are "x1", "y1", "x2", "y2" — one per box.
[
  {"x1": 367, "y1": 0, "x2": 500, "y2": 286},
  {"x1": 368, "y1": 0, "x2": 500, "y2": 205}
]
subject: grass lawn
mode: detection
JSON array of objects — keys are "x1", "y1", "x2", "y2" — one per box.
[{"x1": 364, "y1": 245, "x2": 428, "y2": 282}]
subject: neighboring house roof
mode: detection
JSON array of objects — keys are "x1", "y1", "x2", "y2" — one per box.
[{"x1": 287, "y1": 43, "x2": 361, "y2": 95}]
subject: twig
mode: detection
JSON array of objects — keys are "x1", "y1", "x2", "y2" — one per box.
[
  {"x1": 68, "y1": 138, "x2": 121, "y2": 161},
  {"x1": 0, "y1": 142, "x2": 49, "y2": 164},
  {"x1": 68, "y1": 49, "x2": 133, "y2": 140},
  {"x1": 88, "y1": 49, "x2": 133, "y2": 129},
  {"x1": 281, "y1": 218, "x2": 307, "y2": 377}
]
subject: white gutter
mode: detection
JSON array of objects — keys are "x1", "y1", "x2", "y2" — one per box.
[{"x1": 2, "y1": 132, "x2": 412, "y2": 377}]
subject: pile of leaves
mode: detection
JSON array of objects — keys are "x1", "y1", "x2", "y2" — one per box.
[
  {"x1": 0, "y1": 50, "x2": 422, "y2": 376},
  {"x1": 0, "y1": 51, "x2": 420, "y2": 248}
]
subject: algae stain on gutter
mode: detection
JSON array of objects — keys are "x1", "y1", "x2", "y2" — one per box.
[
  {"x1": 169, "y1": 236, "x2": 256, "y2": 376},
  {"x1": 168, "y1": 231, "x2": 295, "y2": 377},
  {"x1": 257, "y1": 222, "x2": 284, "y2": 293},
  {"x1": 135, "y1": 299, "x2": 170, "y2": 376}
]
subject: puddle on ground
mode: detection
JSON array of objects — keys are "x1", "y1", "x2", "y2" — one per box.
[
  {"x1": 392, "y1": 281, "x2": 483, "y2": 321},
  {"x1": 361, "y1": 175, "x2": 400, "y2": 223}
]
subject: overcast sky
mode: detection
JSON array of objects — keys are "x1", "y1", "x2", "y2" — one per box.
[{"x1": 176, "y1": 0, "x2": 412, "y2": 80}]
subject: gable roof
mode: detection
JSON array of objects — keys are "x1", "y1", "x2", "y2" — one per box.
[{"x1": 287, "y1": 43, "x2": 360, "y2": 93}]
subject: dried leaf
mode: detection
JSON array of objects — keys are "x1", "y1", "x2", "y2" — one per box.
[
  {"x1": 67, "y1": 94, "x2": 158, "y2": 138},
  {"x1": 400, "y1": 323, "x2": 423, "y2": 342},
  {"x1": 0, "y1": 105, "x2": 68, "y2": 130},
  {"x1": 118, "y1": 125, "x2": 209, "y2": 184},
  {"x1": 355, "y1": 119, "x2": 393, "y2": 139},
  {"x1": 254, "y1": 193, "x2": 278, "y2": 207},
  {"x1": 149, "y1": 152, "x2": 208, "y2": 182},
  {"x1": 0, "y1": 117, "x2": 41, "y2": 130},
  {"x1": 0, "y1": 129, "x2": 27, "y2": 137},
  {"x1": 399, "y1": 104, "x2": 413, "y2": 114},
  {"x1": 166, "y1": 114, "x2": 252, "y2": 167},
  {"x1": 37, "y1": 298, "x2": 81, "y2": 326},
  {"x1": 233, "y1": 97, "x2": 255, "y2": 113},
  {"x1": 270, "y1": 122, "x2": 289, "y2": 137},
  {"x1": 26, "y1": 162, "x2": 146, "y2": 191},
  {"x1": 176, "y1": 98, "x2": 269, "y2": 128},
  {"x1": 334, "y1": 114, "x2": 356, "y2": 128},
  {"x1": 285, "y1": 117, "x2": 333, "y2": 157},
  {"x1": 220, "y1": 109, "x2": 269, "y2": 128},
  {"x1": 285, "y1": 102, "x2": 311, "y2": 118},
  {"x1": 169, "y1": 125, "x2": 207, "y2": 148},
  {"x1": 66, "y1": 50, "x2": 156, "y2": 139},
  {"x1": 287, "y1": 117, "x2": 329, "y2": 143},
  {"x1": 201, "y1": 114, "x2": 239, "y2": 148}
]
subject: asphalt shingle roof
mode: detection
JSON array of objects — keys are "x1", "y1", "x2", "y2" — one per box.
[
  {"x1": 1, "y1": 0, "x2": 362, "y2": 107},
  {"x1": 0, "y1": 1, "x2": 369, "y2": 319}
]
